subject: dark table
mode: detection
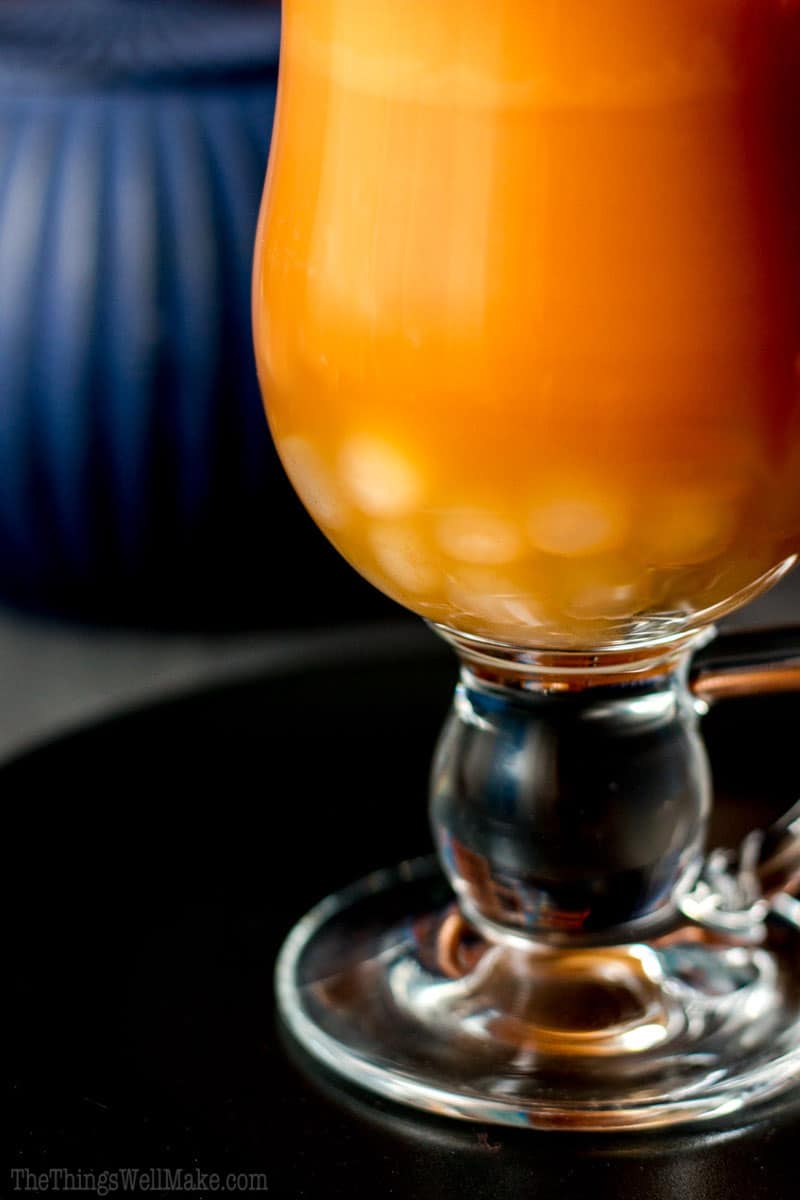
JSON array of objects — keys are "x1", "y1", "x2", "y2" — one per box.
[{"x1": 6, "y1": 625, "x2": 798, "y2": 1198}]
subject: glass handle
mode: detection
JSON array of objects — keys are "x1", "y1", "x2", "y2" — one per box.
[
  {"x1": 691, "y1": 626, "x2": 800, "y2": 703},
  {"x1": 680, "y1": 629, "x2": 800, "y2": 936}
]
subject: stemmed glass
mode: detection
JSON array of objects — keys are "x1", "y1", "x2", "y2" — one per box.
[{"x1": 252, "y1": 0, "x2": 800, "y2": 1129}]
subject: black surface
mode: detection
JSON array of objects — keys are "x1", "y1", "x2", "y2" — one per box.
[{"x1": 6, "y1": 625, "x2": 799, "y2": 1198}]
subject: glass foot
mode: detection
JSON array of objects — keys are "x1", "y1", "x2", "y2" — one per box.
[{"x1": 277, "y1": 858, "x2": 800, "y2": 1131}]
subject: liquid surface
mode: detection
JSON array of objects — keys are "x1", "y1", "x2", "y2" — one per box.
[{"x1": 253, "y1": 0, "x2": 800, "y2": 647}]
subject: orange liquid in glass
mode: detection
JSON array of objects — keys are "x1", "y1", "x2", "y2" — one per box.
[{"x1": 253, "y1": 0, "x2": 800, "y2": 647}]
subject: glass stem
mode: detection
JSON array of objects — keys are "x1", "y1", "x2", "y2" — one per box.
[{"x1": 430, "y1": 630, "x2": 713, "y2": 947}]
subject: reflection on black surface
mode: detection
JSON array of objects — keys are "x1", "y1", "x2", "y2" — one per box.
[
  {"x1": 282, "y1": 1023, "x2": 799, "y2": 1200},
  {"x1": 5, "y1": 632, "x2": 799, "y2": 1200}
]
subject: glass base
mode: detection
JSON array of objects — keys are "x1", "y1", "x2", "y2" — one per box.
[{"x1": 277, "y1": 858, "x2": 800, "y2": 1132}]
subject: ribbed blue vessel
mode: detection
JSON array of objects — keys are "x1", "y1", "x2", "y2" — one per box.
[{"x1": 0, "y1": 0, "x2": 379, "y2": 627}]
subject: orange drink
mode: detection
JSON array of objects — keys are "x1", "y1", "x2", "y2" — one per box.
[{"x1": 253, "y1": 0, "x2": 800, "y2": 647}]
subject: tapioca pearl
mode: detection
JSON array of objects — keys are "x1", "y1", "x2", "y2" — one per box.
[
  {"x1": 565, "y1": 578, "x2": 644, "y2": 620},
  {"x1": 644, "y1": 488, "x2": 740, "y2": 567},
  {"x1": 528, "y1": 492, "x2": 628, "y2": 557},
  {"x1": 436, "y1": 510, "x2": 523, "y2": 565},
  {"x1": 446, "y1": 570, "x2": 544, "y2": 628},
  {"x1": 413, "y1": 597, "x2": 453, "y2": 624},
  {"x1": 495, "y1": 595, "x2": 546, "y2": 628},
  {"x1": 367, "y1": 524, "x2": 439, "y2": 596},
  {"x1": 278, "y1": 436, "x2": 347, "y2": 529},
  {"x1": 339, "y1": 435, "x2": 423, "y2": 517}
]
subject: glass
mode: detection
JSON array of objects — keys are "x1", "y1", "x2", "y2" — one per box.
[{"x1": 253, "y1": 0, "x2": 800, "y2": 1129}]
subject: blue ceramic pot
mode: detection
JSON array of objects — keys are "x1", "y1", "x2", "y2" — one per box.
[{"x1": 0, "y1": 0, "x2": 382, "y2": 628}]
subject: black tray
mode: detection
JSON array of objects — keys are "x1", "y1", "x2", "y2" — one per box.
[{"x1": 6, "y1": 624, "x2": 798, "y2": 1198}]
